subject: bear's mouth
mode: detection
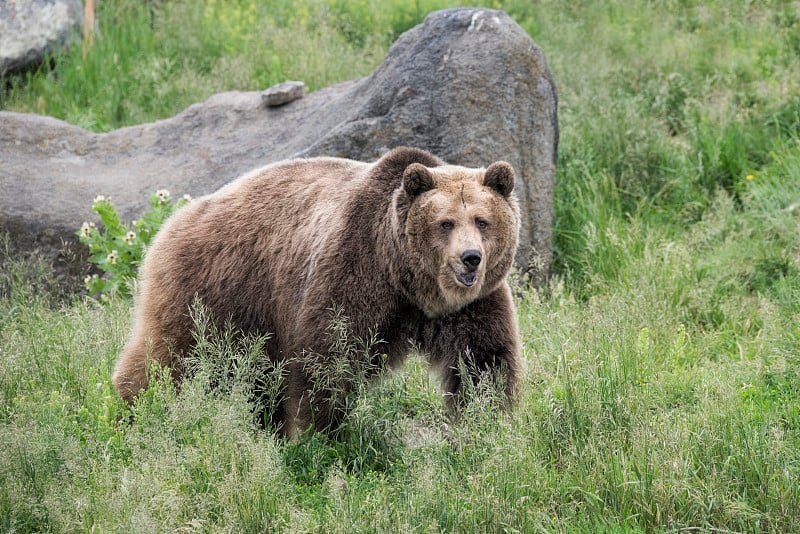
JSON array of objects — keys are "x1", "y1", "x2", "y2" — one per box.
[{"x1": 455, "y1": 270, "x2": 478, "y2": 287}]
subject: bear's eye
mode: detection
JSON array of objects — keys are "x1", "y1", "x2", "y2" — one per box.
[
  {"x1": 475, "y1": 218, "x2": 489, "y2": 230},
  {"x1": 441, "y1": 221, "x2": 454, "y2": 231}
]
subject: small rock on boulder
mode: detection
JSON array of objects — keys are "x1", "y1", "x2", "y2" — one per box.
[{"x1": 261, "y1": 81, "x2": 306, "y2": 107}]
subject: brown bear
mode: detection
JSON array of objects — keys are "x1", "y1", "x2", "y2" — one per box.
[{"x1": 112, "y1": 147, "x2": 521, "y2": 437}]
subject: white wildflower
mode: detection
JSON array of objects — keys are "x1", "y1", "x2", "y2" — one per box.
[
  {"x1": 106, "y1": 250, "x2": 119, "y2": 265},
  {"x1": 182, "y1": 194, "x2": 193, "y2": 202},
  {"x1": 79, "y1": 222, "x2": 94, "y2": 238},
  {"x1": 123, "y1": 231, "x2": 136, "y2": 245},
  {"x1": 156, "y1": 189, "x2": 170, "y2": 204}
]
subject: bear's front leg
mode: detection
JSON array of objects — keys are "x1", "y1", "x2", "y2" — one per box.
[{"x1": 421, "y1": 282, "x2": 522, "y2": 413}]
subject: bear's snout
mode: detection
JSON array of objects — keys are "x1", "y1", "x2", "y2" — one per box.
[
  {"x1": 460, "y1": 249, "x2": 482, "y2": 272},
  {"x1": 454, "y1": 249, "x2": 482, "y2": 287}
]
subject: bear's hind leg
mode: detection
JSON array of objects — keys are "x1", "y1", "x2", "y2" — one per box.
[
  {"x1": 112, "y1": 337, "x2": 151, "y2": 404},
  {"x1": 112, "y1": 323, "x2": 177, "y2": 404}
]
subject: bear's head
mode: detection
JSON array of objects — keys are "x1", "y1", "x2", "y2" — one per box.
[{"x1": 398, "y1": 160, "x2": 520, "y2": 317}]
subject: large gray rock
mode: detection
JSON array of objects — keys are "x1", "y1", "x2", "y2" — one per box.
[
  {"x1": 0, "y1": 0, "x2": 83, "y2": 74},
  {"x1": 0, "y1": 7, "x2": 558, "y2": 286}
]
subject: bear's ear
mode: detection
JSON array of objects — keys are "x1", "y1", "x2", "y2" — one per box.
[
  {"x1": 483, "y1": 161, "x2": 516, "y2": 197},
  {"x1": 402, "y1": 163, "x2": 435, "y2": 197}
]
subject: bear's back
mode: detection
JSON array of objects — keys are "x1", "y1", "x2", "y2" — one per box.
[{"x1": 135, "y1": 157, "x2": 374, "y2": 348}]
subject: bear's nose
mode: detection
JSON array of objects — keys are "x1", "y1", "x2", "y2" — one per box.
[{"x1": 461, "y1": 250, "x2": 482, "y2": 272}]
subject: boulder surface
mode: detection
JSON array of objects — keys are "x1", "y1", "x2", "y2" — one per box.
[
  {"x1": 0, "y1": 0, "x2": 83, "y2": 74},
  {"x1": 0, "y1": 7, "x2": 558, "y2": 285}
]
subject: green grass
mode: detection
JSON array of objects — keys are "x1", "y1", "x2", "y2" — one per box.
[{"x1": 2, "y1": 0, "x2": 800, "y2": 531}]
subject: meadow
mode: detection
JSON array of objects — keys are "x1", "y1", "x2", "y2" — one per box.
[{"x1": 1, "y1": 0, "x2": 799, "y2": 531}]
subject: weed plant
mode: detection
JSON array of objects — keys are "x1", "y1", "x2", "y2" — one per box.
[
  {"x1": 78, "y1": 190, "x2": 190, "y2": 298},
  {"x1": 1, "y1": 0, "x2": 799, "y2": 532}
]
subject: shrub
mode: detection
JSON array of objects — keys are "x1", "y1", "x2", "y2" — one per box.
[{"x1": 77, "y1": 190, "x2": 190, "y2": 298}]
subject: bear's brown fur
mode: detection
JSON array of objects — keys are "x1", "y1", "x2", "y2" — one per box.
[{"x1": 112, "y1": 147, "x2": 521, "y2": 436}]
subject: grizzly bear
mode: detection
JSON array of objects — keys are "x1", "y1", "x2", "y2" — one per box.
[{"x1": 112, "y1": 147, "x2": 521, "y2": 437}]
